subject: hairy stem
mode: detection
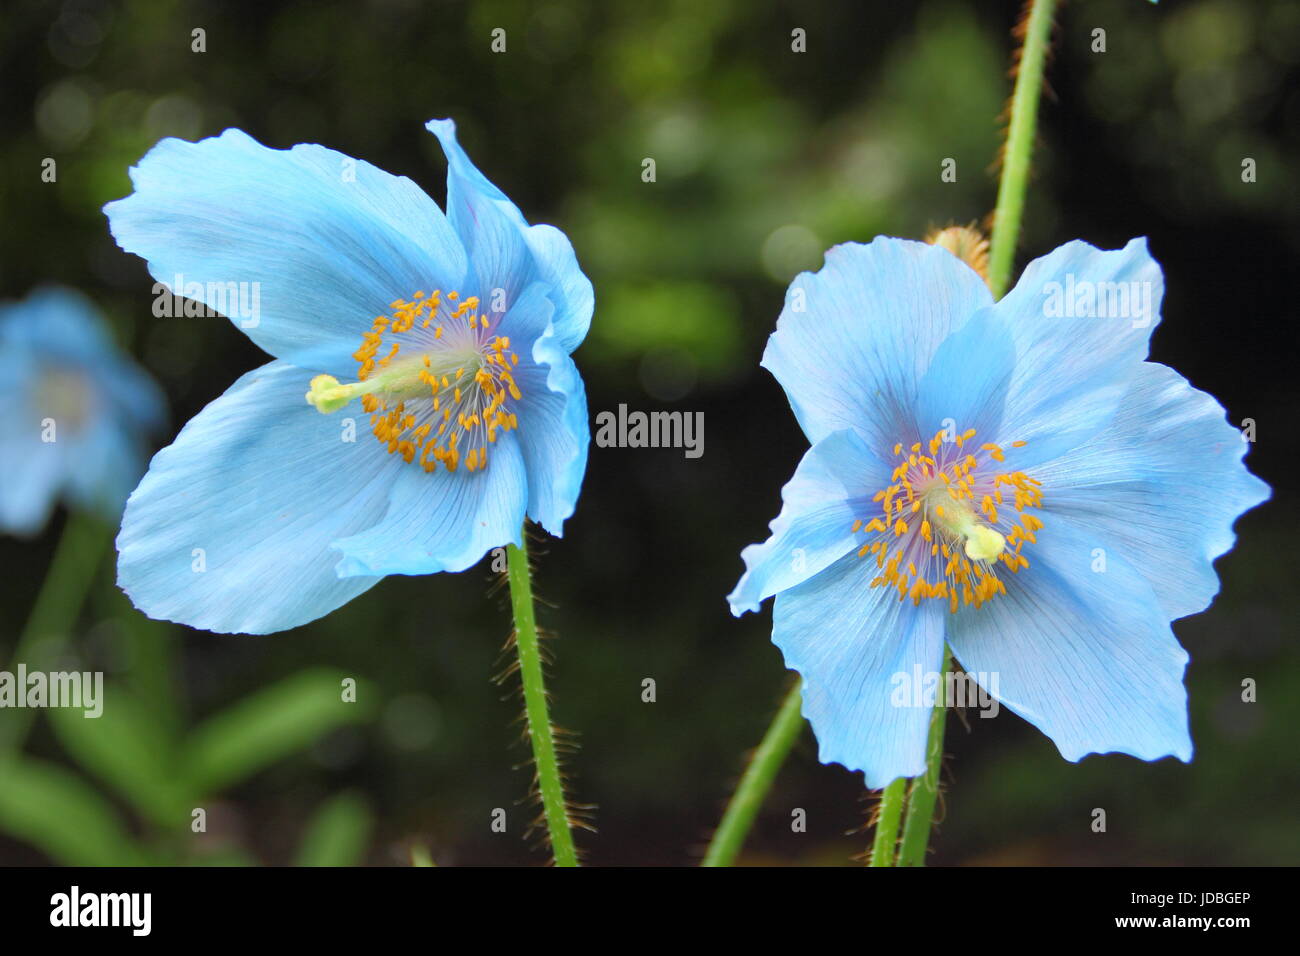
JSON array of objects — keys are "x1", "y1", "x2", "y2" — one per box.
[
  {"x1": 702, "y1": 678, "x2": 805, "y2": 867},
  {"x1": 987, "y1": 0, "x2": 1059, "y2": 298},
  {"x1": 897, "y1": 645, "x2": 952, "y2": 866},
  {"x1": 506, "y1": 532, "x2": 578, "y2": 867},
  {"x1": 869, "y1": 776, "x2": 908, "y2": 866}
]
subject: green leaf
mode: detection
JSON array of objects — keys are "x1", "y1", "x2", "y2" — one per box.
[
  {"x1": 48, "y1": 683, "x2": 191, "y2": 828},
  {"x1": 183, "y1": 668, "x2": 371, "y2": 794},
  {"x1": 294, "y1": 792, "x2": 372, "y2": 866},
  {"x1": 0, "y1": 756, "x2": 150, "y2": 865}
]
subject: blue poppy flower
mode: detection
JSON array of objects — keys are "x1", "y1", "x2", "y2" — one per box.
[
  {"x1": 104, "y1": 119, "x2": 592, "y2": 635},
  {"x1": 0, "y1": 286, "x2": 164, "y2": 536},
  {"x1": 729, "y1": 237, "x2": 1268, "y2": 787}
]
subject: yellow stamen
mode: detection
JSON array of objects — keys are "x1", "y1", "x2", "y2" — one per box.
[
  {"x1": 304, "y1": 287, "x2": 524, "y2": 475},
  {"x1": 849, "y1": 425, "x2": 1043, "y2": 613}
]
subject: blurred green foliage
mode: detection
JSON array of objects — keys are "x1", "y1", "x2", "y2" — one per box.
[
  {"x1": 0, "y1": 585, "x2": 374, "y2": 864},
  {"x1": 1, "y1": 0, "x2": 1297, "y2": 865}
]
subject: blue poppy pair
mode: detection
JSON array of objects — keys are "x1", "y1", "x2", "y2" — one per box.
[{"x1": 2, "y1": 117, "x2": 1266, "y2": 785}]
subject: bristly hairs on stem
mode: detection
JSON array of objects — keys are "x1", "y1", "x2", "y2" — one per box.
[
  {"x1": 492, "y1": 524, "x2": 592, "y2": 864},
  {"x1": 989, "y1": 0, "x2": 1061, "y2": 178},
  {"x1": 986, "y1": 0, "x2": 1062, "y2": 298},
  {"x1": 700, "y1": 677, "x2": 805, "y2": 866},
  {"x1": 850, "y1": 787, "x2": 889, "y2": 865}
]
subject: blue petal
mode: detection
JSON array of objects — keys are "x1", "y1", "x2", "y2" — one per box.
[
  {"x1": 464, "y1": 279, "x2": 588, "y2": 536},
  {"x1": 0, "y1": 287, "x2": 164, "y2": 532},
  {"x1": 773, "y1": 552, "x2": 948, "y2": 787},
  {"x1": 761, "y1": 238, "x2": 993, "y2": 457},
  {"x1": 98, "y1": 349, "x2": 167, "y2": 436},
  {"x1": 1, "y1": 287, "x2": 116, "y2": 364},
  {"x1": 64, "y1": 419, "x2": 147, "y2": 523},
  {"x1": 729, "y1": 428, "x2": 890, "y2": 615},
  {"x1": 426, "y1": 119, "x2": 593, "y2": 356},
  {"x1": 0, "y1": 316, "x2": 62, "y2": 534},
  {"x1": 947, "y1": 518, "x2": 1193, "y2": 764},
  {"x1": 516, "y1": 322, "x2": 589, "y2": 537},
  {"x1": 1033, "y1": 361, "x2": 1269, "y2": 620},
  {"x1": 117, "y1": 361, "x2": 404, "y2": 634},
  {"x1": 105, "y1": 129, "x2": 469, "y2": 376},
  {"x1": 496, "y1": 280, "x2": 558, "y2": 347},
  {"x1": 0, "y1": 287, "x2": 165, "y2": 433},
  {"x1": 991, "y1": 238, "x2": 1163, "y2": 467},
  {"x1": 914, "y1": 307, "x2": 1015, "y2": 442},
  {"x1": 332, "y1": 432, "x2": 528, "y2": 577},
  {"x1": 0, "y1": 424, "x2": 62, "y2": 535}
]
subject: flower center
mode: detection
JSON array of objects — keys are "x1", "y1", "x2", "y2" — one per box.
[
  {"x1": 851, "y1": 426, "x2": 1044, "y2": 612},
  {"x1": 33, "y1": 368, "x2": 94, "y2": 432},
  {"x1": 305, "y1": 288, "x2": 522, "y2": 473}
]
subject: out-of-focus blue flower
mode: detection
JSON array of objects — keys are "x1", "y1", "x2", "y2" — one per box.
[
  {"x1": 0, "y1": 287, "x2": 164, "y2": 536},
  {"x1": 103, "y1": 119, "x2": 592, "y2": 635},
  {"x1": 729, "y1": 237, "x2": 1268, "y2": 787}
]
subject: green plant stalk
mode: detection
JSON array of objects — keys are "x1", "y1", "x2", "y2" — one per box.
[
  {"x1": 987, "y1": 0, "x2": 1059, "y2": 299},
  {"x1": 0, "y1": 512, "x2": 110, "y2": 754},
  {"x1": 897, "y1": 645, "x2": 952, "y2": 867},
  {"x1": 881, "y1": 0, "x2": 1057, "y2": 869},
  {"x1": 505, "y1": 532, "x2": 578, "y2": 867},
  {"x1": 869, "y1": 776, "x2": 908, "y2": 866},
  {"x1": 702, "y1": 678, "x2": 805, "y2": 867}
]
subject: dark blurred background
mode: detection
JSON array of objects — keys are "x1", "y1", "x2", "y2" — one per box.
[{"x1": 0, "y1": 0, "x2": 1296, "y2": 865}]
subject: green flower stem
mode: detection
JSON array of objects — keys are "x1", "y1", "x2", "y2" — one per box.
[
  {"x1": 0, "y1": 511, "x2": 110, "y2": 754},
  {"x1": 869, "y1": 776, "x2": 908, "y2": 866},
  {"x1": 702, "y1": 678, "x2": 805, "y2": 867},
  {"x1": 505, "y1": 532, "x2": 578, "y2": 867},
  {"x1": 897, "y1": 645, "x2": 952, "y2": 867},
  {"x1": 987, "y1": 0, "x2": 1059, "y2": 299}
]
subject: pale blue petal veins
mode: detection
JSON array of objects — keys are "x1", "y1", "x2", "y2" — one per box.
[
  {"x1": 104, "y1": 129, "x2": 469, "y2": 376},
  {"x1": 452, "y1": 279, "x2": 587, "y2": 538},
  {"x1": 761, "y1": 238, "x2": 993, "y2": 457},
  {"x1": 773, "y1": 553, "x2": 948, "y2": 787},
  {"x1": 914, "y1": 307, "x2": 1015, "y2": 442},
  {"x1": 729, "y1": 428, "x2": 891, "y2": 616},
  {"x1": 947, "y1": 518, "x2": 1193, "y2": 764},
  {"x1": 117, "y1": 361, "x2": 402, "y2": 634},
  {"x1": 426, "y1": 119, "x2": 593, "y2": 355},
  {"x1": 1032, "y1": 361, "x2": 1269, "y2": 621},
  {"x1": 516, "y1": 323, "x2": 589, "y2": 537},
  {"x1": 495, "y1": 280, "x2": 557, "y2": 349},
  {"x1": 332, "y1": 432, "x2": 528, "y2": 577},
  {"x1": 521, "y1": 223, "x2": 595, "y2": 355},
  {"x1": 991, "y1": 238, "x2": 1163, "y2": 467}
]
